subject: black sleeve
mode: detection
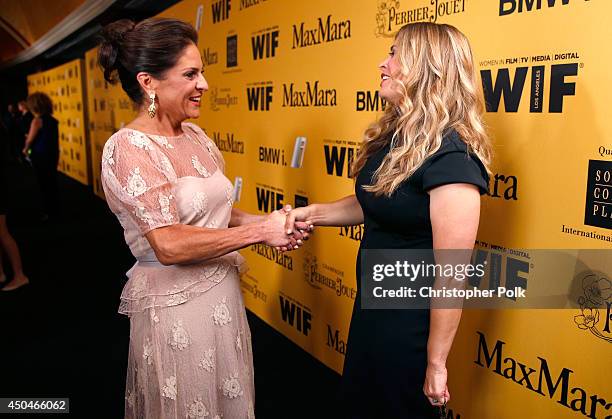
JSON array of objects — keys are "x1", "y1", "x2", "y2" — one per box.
[{"x1": 422, "y1": 151, "x2": 489, "y2": 195}]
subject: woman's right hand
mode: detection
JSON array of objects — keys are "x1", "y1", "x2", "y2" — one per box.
[
  {"x1": 261, "y1": 209, "x2": 299, "y2": 248},
  {"x1": 284, "y1": 205, "x2": 315, "y2": 235}
]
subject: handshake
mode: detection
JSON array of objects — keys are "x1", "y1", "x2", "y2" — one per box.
[{"x1": 260, "y1": 204, "x2": 314, "y2": 252}]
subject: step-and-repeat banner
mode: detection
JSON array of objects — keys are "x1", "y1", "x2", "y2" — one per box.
[
  {"x1": 27, "y1": 59, "x2": 89, "y2": 184},
  {"x1": 50, "y1": 1, "x2": 610, "y2": 417}
]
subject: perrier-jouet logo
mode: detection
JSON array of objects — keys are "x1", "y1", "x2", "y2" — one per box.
[{"x1": 573, "y1": 273, "x2": 612, "y2": 343}]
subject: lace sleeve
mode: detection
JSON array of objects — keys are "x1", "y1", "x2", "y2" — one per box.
[{"x1": 101, "y1": 130, "x2": 179, "y2": 234}]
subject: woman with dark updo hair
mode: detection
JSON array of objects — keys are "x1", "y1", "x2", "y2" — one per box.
[{"x1": 98, "y1": 18, "x2": 309, "y2": 418}]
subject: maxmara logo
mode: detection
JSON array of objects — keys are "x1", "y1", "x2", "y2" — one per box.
[
  {"x1": 282, "y1": 81, "x2": 337, "y2": 107},
  {"x1": 375, "y1": 0, "x2": 466, "y2": 37},
  {"x1": 475, "y1": 331, "x2": 611, "y2": 418},
  {"x1": 339, "y1": 224, "x2": 364, "y2": 242},
  {"x1": 573, "y1": 272, "x2": 612, "y2": 344},
  {"x1": 202, "y1": 47, "x2": 219, "y2": 66},
  {"x1": 210, "y1": 131, "x2": 244, "y2": 154},
  {"x1": 486, "y1": 173, "x2": 518, "y2": 201},
  {"x1": 326, "y1": 324, "x2": 347, "y2": 356},
  {"x1": 499, "y1": 0, "x2": 588, "y2": 16},
  {"x1": 250, "y1": 244, "x2": 293, "y2": 271},
  {"x1": 292, "y1": 15, "x2": 351, "y2": 49},
  {"x1": 240, "y1": 0, "x2": 266, "y2": 10},
  {"x1": 302, "y1": 252, "x2": 357, "y2": 300}
]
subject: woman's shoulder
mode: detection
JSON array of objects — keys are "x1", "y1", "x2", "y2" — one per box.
[
  {"x1": 435, "y1": 129, "x2": 468, "y2": 155},
  {"x1": 181, "y1": 121, "x2": 206, "y2": 138}
]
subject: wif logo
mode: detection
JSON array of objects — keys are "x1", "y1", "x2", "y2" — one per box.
[
  {"x1": 481, "y1": 62, "x2": 579, "y2": 113},
  {"x1": 256, "y1": 185, "x2": 284, "y2": 213},
  {"x1": 471, "y1": 245, "x2": 530, "y2": 301},
  {"x1": 212, "y1": 0, "x2": 231, "y2": 23},
  {"x1": 499, "y1": 0, "x2": 588, "y2": 16},
  {"x1": 251, "y1": 28, "x2": 279, "y2": 60},
  {"x1": 324, "y1": 143, "x2": 358, "y2": 177},
  {"x1": 279, "y1": 295, "x2": 312, "y2": 336},
  {"x1": 246, "y1": 82, "x2": 273, "y2": 111}
]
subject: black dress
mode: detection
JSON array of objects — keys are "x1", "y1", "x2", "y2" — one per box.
[
  {"x1": 30, "y1": 114, "x2": 59, "y2": 216},
  {"x1": 339, "y1": 130, "x2": 489, "y2": 419}
]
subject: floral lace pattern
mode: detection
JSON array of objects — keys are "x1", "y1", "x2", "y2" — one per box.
[
  {"x1": 158, "y1": 193, "x2": 174, "y2": 223},
  {"x1": 143, "y1": 338, "x2": 153, "y2": 365},
  {"x1": 192, "y1": 192, "x2": 208, "y2": 215},
  {"x1": 221, "y1": 373, "x2": 243, "y2": 399},
  {"x1": 151, "y1": 135, "x2": 175, "y2": 149},
  {"x1": 125, "y1": 167, "x2": 149, "y2": 197},
  {"x1": 127, "y1": 272, "x2": 147, "y2": 298},
  {"x1": 186, "y1": 397, "x2": 209, "y2": 418},
  {"x1": 212, "y1": 297, "x2": 232, "y2": 326},
  {"x1": 128, "y1": 131, "x2": 153, "y2": 150},
  {"x1": 199, "y1": 348, "x2": 216, "y2": 372},
  {"x1": 161, "y1": 375, "x2": 177, "y2": 400},
  {"x1": 102, "y1": 138, "x2": 115, "y2": 165},
  {"x1": 192, "y1": 155, "x2": 211, "y2": 177},
  {"x1": 169, "y1": 320, "x2": 191, "y2": 350}
]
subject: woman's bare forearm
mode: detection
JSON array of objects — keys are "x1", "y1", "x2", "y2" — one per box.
[
  {"x1": 229, "y1": 207, "x2": 264, "y2": 227},
  {"x1": 146, "y1": 223, "x2": 263, "y2": 265},
  {"x1": 427, "y1": 309, "x2": 462, "y2": 367},
  {"x1": 308, "y1": 195, "x2": 363, "y2": 226}
]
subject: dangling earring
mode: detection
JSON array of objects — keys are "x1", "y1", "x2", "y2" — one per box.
[{"x1": 148, "y1": 91, "x2": 156, "y2": 118}]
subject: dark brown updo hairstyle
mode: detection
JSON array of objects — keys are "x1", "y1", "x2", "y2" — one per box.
[
  {"x1": 98, "y1": 18, "x2": 198, "y2": 105},
  {"x1": 26, "y1": 92, "x2": 53, "y2": 116}
]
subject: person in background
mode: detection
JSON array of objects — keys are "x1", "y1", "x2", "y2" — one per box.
[
  {"x1": 285, "y1": 22, "x2": 492, "y2": 418},
  {"x1": 2, "y1": 104, "x2": 20, "y2": 158},
  {"x1": 17, "y1": 100, "x2": 33, "y2": 156},
  {"x1": 0, "y1": 120, "x2": 29, "y2": 291},
  {"x1": 22, "y1": 92, "x2": 59, "y2": 219}
]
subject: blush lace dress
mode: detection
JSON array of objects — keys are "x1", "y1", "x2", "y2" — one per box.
[{"x1": 101, "y1": 122, "x2": 255, "y2": 419}]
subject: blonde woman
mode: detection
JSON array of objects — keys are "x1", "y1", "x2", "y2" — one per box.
[{"x1": 286, "y1": 22, "x2": 492, "y2": 418}]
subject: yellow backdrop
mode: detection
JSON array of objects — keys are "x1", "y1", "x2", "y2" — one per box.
[
  {"x1": 27, "y1": 59, "x2": 89, "y2": 184},
  {"x1": 47, "y1": 0, "x2": 611, "y2": 417}
]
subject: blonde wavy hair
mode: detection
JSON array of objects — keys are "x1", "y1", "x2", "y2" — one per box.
[{"x1": 351, "y1": 22, "x2": 492, "y2": 196}]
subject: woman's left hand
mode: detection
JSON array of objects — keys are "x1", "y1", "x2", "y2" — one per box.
[{"x1": 423, "y1": 363, "x2": 450, "y2": 406}]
